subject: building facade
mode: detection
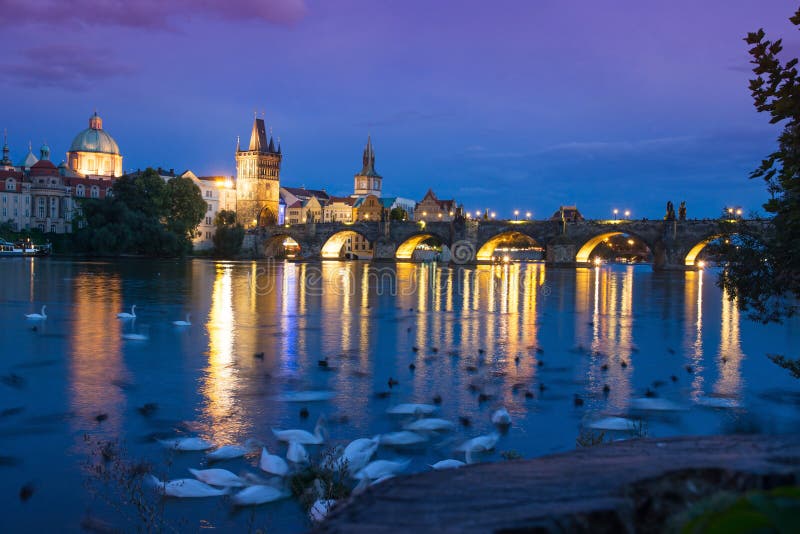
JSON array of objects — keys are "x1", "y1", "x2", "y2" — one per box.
[
  {"x1": 352, "y1": 136, "x2": 381, "y2": 197},
  {"x1": 414, "y1": 189, "x2": 456, "y2": 222},
  {"x1": 235, "y1": 117, "x2": 281, "y2": 229},
  {"x1": 180, "y1": 171, "x2": 237, "y2": 249}
]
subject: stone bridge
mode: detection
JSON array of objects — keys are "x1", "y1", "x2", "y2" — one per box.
[{"x1": 246, "y1": 218, "x2": 766, "y2": 270}]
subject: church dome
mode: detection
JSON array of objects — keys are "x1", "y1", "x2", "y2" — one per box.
[{"x1": 69, "y1": 112, "x2": 120, "y2": 155}]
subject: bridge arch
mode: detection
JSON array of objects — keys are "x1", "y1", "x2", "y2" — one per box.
[
  {"x1": 575, "y1": 231, "x2": 654, "y2": 264},
  {"x1": 476, "y1": 230, "x2": 543, "y2": 262},
  {"x1": 683, "y1": 233, "x2": 746, "y2": 267},
  {"x1": 320, "y1": 230, "x2": 371, "y2": 260},
  {"x1": 395, "y1": 233, "x2": 447, "y2": 260},
  {"x1": 261, "y1": 233, "x2": 301, "y2": 259}
]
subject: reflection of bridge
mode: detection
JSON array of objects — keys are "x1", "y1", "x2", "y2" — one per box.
[{"x1": 248, "y1": 219, "x2": 765, "y2": 270}]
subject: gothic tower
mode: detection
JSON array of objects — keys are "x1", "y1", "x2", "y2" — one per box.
[
  {"x1": 352, "y1": 136, "x2": 382, "y2": 197},
  {"x1": 236, "y1": 116, "x2": 282, "y2": 228}
]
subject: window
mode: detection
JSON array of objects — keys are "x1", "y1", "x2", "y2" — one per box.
[
  {"x1": 38, "y1": 224, "x2": 44, "y2": 231},
  {"x1": 205, "y1": 217, "x2": 211, "y2": 225},
  {"x1": 25, "y1": 196, "x2": 29, "y2": 205},
  {"x1": 5, "y1": 179, "x2": 14, "y2": 191},
  {"x1": 50, "y1": 224, "x2": 56, "y2": 233},
  {"x1": 2, "y1": 194, "x2": 5, "y2": 204},
  {"x1": 2, "y1": 208, "x2": 5, "y2": 217},
  {"x1": 90, "y1": 186, "x2": 99, "y2": 198},
  {"x1": 50, "y1": 197, "x2": 58, "y2": 218},
  {"x1": 37, "y1": 198, "x2": 45, "y2": 218},
  {"x1": 207, "y1": 203, "x2": 212, "y2": 212},
  {"x1": 205, "y1": 190, "x2": 212, "y2": 198},
  {"x1": 76, "y1": 185, "x2": 85, "y2": 197}
]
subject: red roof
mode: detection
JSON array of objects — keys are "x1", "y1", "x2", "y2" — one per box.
[{"x1": 29, "y1": 160, "x2": 58, "y2": 175}]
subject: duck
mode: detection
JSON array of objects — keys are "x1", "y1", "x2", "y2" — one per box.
[
  {"x1": 24, "y1": 305, "x2": 47, "y2": 321},
  {"x1": 491, "y1": 407, "x2": 511, "y2": 426},
  {"x1": 272, "y1": 417, "x2": 325, "y2": 444},
  {"x1": 258, "y1": 447, "x2": 289, "y2": 476},
  {"x1": 117, "y1": 305, "x2": 136, "y2": 319},
  {"x1": 403, "y1": 418, "x2": 456, "y2": 432},
  {"x1": 286, "y1": 440, "x2": 309, "y2": 464},
  {"x1": 354, "y1": 459, "x2": 410, "y2": 481},
  {"x1": 309, "y1": 499, "x2": 337, "y2": 522},
  {"x1": 146, "y1": 475, "x2": 228, "y2": 498},
  {"x1": 430, "y1": 459, "x2": 465, "y2": 470},
  {"x1": 157, "y1": 437, "x2": 214, "y2": 451},
  {"x1": 378, "y1": 431, "x2": 427, "y2": 446},
  {"x1": 172, "y1": 314, "x2": 191, "y2": 327},
  {"x1": 231, "y1": 485, "x2": 290, "y2": 506},
  {"x1": 188, "y1": 468, "x2": 246, "y2": 487}
]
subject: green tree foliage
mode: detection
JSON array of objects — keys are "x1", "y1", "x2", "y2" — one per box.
[
  {"x1": 212, "y1": 209, "x2": 244, "y2": 258},
  {"x1": 389, "y1": 207, "x2": 407, "y2": 221},
  {"x1": 73, "y1": 168, "x2": 204, "y2": 257},
  {"x1": 718, "y1": 8, "x2": 800, "y2": 322}
]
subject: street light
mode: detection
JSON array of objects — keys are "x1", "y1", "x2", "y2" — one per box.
[
  {"x1": 525, "y1": 211, "x2": 531, "y2": 220},
  {"x1": 613, "y1": 208, "x2": 619, "y2": 220},
  {"x1": 624, "y1": 210, "x2": 630, "y2": 220},
  {"x1": 514, "y1": 209, "x2": 519, "y2": 220},
  {"x1": 491, "y1": 212, "x2": 496, "y2": 219}
]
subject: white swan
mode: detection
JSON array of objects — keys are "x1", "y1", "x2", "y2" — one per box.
[
  {"x1": 24, "y1": 305, "x2": 47, "y2": 321},
  {"x1": 587, "y1": 416, "x2": 636, "y2": 431},
  {"x1": 456, "y1": 432, "x2": 500, "y2": 454},
  {"x1": 430, "y1": 459, "x2": 465, "y2": 470},
  {"x1": 354, "y1": 459, "x2": 410, "y2": 480},
  {"x1": 272, "y1": 417, "x2": 325, "y2": 444},
  {"x1": 231, "y1": 485, "x2": 290, "y2": 506},
  {"x1": 157, "y1": 437, "x2": 214, "y2": 451},
  {"x1": 259, "y1": 447, "x2": 289, "y2": 476},
  {"x1": 146, "y1": 475, "x2": 228, "y2": 498},
  {"x1": 287, "y1": 440, "x2": 309, "y2": 464},
  {"x1": 404, "y1": 418, "x2": 456, "y2": 432},
  {"x1": 188, "y1": 468, "x2": 245, "y2": 487},
  {"x1": 630, "y1": 397, "x2": 684, "y2": 412},
  {"x1": 117, "y1": 305, "x2": 136, "y2": 319},
  {"x1": 309, "y1": 499, "x2": 337, "y2": 522},
  {"x1": 379, "y1": 431, "x2": 428, "y2": 446},
  {"x1": 387, "y1": 403, "x2": 437, "y2": 416},
  {"x1": 333, "y1": 437, "x2": 379, "y2": 472},
  {"x1": 491, "y1": 407, "x2": 512, "y2": 426},
  {"x1": 122, "y1": 332, "x2": 149, "y2": 341},
  {"x1": 207, "y1": 440, "x2": 259, "y2": 461},
  {"x1": 172, "y1": 313, "x2": 191, "y2": 327}
]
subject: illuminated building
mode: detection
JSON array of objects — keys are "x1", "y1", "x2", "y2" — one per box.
[
  {"x1": 66, "y1": 112, "x2": 123, "y2": 178},
  {"x1": 180, "y1": 171, "x2": 237, "y2": 249},
  {"x1": 235, "y1": 116, "x2": 282, "y2": 228},
  {"x1": 414, "y1": 189, "x2": 456, "y2": 222},
  {"x1": 352, "y1": 136, "x2": 382, "y2": 197}
]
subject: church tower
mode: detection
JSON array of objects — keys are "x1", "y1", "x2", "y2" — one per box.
[
  {"x1": 236, "y1": 116, "x2": 282, "y2": 228},
  {"x1": 352, "y1": 136, "x2": 382, "y2": 197}
]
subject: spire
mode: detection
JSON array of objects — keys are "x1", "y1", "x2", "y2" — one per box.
[
  {"x1": 359, "y1": 135, "x2": 379, "y2": 177},
  {"x1": 248, "y1": 117, "x2": 268, "y2": 152},
  {"x1": 236, "y1": 135, "x2": 240, "y2": 152},
  {"x1": 1, "y1": 129, "x2": 9, "y2": 165},
  {"x1": 277, "y1": 137, "x2": 281, "y2": 154}
]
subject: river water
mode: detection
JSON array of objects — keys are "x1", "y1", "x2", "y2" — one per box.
[{"x1": 1, "y1": 258, "x2": 798, "y2": 532}]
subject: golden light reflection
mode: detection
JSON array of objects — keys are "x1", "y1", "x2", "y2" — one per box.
[
  {"x1": 684, "y1": 270, "x2": 705, "y2": 399},
  {"x1": 715, "y1": 289, "x2": 744, "y2": 397}
]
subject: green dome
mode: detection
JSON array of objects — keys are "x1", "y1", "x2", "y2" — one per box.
[{"x1": 69, "y1": 113, "x2": 120, "y2": 155}]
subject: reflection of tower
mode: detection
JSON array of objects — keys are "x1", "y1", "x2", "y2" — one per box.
[
  {"x1": 236, "y1": 116, "x2": 282, "y2": 228},
  {"x1": 352, "y1": 136, "x2": 382, "y2": 197},
  {"x1": 69, "y1": 272, "x2": 125, "y2": 443}
]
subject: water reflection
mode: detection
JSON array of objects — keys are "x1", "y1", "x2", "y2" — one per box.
[{"x1": 715, "y1": 290, "x2": 745, "y2": 397}]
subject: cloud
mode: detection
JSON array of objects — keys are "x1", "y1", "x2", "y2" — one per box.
[
  {"x1": 0, "y1": 45, "x2": 136, "y2": 90},
  {"x1": 357, "y1": 109, "x2": 453, "y2": 128},
  {"x1": 539, "y1": 135, "x2": 699, "y2": 155},
  {"x1": 0, "y1": 0, "x2": 308, "y2": 30}
]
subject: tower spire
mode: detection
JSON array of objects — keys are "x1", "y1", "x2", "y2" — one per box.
[{"x1": 248, "y1": 116, "x2": 267, "y2": 152}]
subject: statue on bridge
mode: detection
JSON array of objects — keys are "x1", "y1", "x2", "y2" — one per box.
[
  {"x1": 679, "y1": 201, "x2": 686, "y2": 221},
  {"x1": 665, "y1": 201, "x2": 675, "y2": 221}
]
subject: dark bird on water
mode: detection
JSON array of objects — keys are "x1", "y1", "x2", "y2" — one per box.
[
  {"x1": 94, "y1": 413, "x2": 108, "y2": 423},
  {"x1": 19, "y1": 483, "x2": 34, "y2": 502},
  {"x1": 477, "y1": 392, "x2": 492, "y2": 403},
  {"x1": 412, "y1": 346, "x2": 419, "y2": 353},
  {"x1": 388, "y1": 377, "x2": 399, "y2": 388},
  {"x1": 318, "y1": 358, "x2": 329, "y2": 368},
  {"x1": 667, "y1": 348, "x2": 676, "y2": 355},
  {"x1": 254, "y1": 352, "x2": 264, "y2": 360},
  {"x1": 524, "y1": 390, "x2": 534, "y2": 399},
  {"x1": 431, "y1": 347, "x2": 438, "y2": 353},
  {"x1": 573, "y1": 395, "x2": 584, "y2": 407},
  {"x1": 299, "y1": 407, "x2": 309, "y2": 419},
  {"x1": 644, "y1": 388, "x2": 657, "y2": 398},
  {"x1": 432, "y1": 394, "x2": 442, "y2": 404},
  {"x1": 685, "y1": 365, "x2": 694, "y2": 374},
  {"x1": 602, "y1": 384, "x2": 610, "y2": 395},
  {"x1": 539, "y1": 383, "x2": 546, "y2": 392},
  {"x1": 136, "y1": 403, "x2": 158, "y2": 417},
  {"x1": 536, "y1": 347, "x2": 544, "y2": 355},
  {"x1": 374, "y1": 391, "x2": 391, "y2": 399},
  {"x1": 621, "y1": 360, "x2": 628, "y2": 369},
  {"x1": 459, "y1": 416, "x2": 471, "y2": 427},
  {"x1": 408, "y1": 363, "x2": 416, "y2": 371},
  {"x1": 601, "y1": 363, "x2": 609, "y2": 371},
  {"x1": 670, "y1": 375, "x2": 679, "y2": 382},
  {"x1": 478, "y1": 349, "x2": 485, "y2": 355},
  {"x1": 537, "y1": 360, "x2": 544, "y2": 367}
]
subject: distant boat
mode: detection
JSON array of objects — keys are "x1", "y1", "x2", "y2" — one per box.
[{"x1": 0, "y1": 239, "x2": 51, "y2": 257}]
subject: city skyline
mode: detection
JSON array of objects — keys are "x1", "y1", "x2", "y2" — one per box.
[{"x1": 1, "y1": 1, "x2": 797, "y2": 218}]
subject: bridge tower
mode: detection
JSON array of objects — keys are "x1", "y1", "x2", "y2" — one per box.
[
  {"x1": 352, "y1": 136, "x2": 382, "y2": 197},
  {"x1": 236, "y1": 115, "x2": 282, "y2": 228}
]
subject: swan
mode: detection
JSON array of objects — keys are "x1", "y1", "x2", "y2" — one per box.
[
  {"x1": 172, "y1": 313, "x2": 191, "y2": 327},
  {"x1": 630, "y1": 397, "x2": 684, "y2": 411},
  {"x1": 207, "y1": 440, "x2": 259, "y2": 461},
  {"x1": 587, "y1": 416, "x2": 636, "y2": 431},
  {"x1": 272, "y1": 417, "x2": 325, "y2": 444},
  {"x1": 379, "y1": 431, "x2": 428, "y2": 446},
  {"x1": 386, "y1": 403, "x2": 437, "y2": 416},
  {"x1": 117, "y1": 305, "x2": 136, "y2": 319},
  {"x1": 456, "y1": 432, "x2": 499, "y2": 454},
  {"x1": 491, "y1": 407, "x2": 512, "y2": 426},
  {"x1": 231, "y1": 485, "x2": 290, "y2": 506},
  {"x1": 333, "y1": 437, "x2": 379, "y2": 472},
  {"x1": 122, "y1": 332, "x2": 149, "y2": 341},
  {"x1": 430, "y1": 459, "x2": 465, "y2": 470},
  {"x1": 404, "y1": 418, "x2": 456, "y2": 432},
  {"x1": 286, "y1": 441, "x2": 309, "y2": 464},
  {"x1": 259, "y1": 447, "x2": 289, "y2": 476},
  {"x1": 146, "y1": 475, "x2": 228, "y2": 498},
  {"x1": 157, "y1": 437, "x2": 214, "y2": 451},
  {"x1": 354, "y1": 459, "x2": 410, "y2": 480},
  {"x1": 24, "y1": 305, "x2": 47, "y2": 321},
  {"x1": 188, "y1": 468, "x2": 246, "y2": 487},
  {"x1": 309, "y1": 499, "x2": 337, "y2": 522}
]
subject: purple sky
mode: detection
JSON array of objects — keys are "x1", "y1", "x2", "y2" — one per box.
[{"x1": 1, "y1": 0, "x2": 797, "y2": 218}]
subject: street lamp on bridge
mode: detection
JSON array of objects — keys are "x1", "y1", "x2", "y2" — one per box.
[
  {"x1": 514, "y1": 209, "x2": 519, "y2": 220},
  {"x1": 624, "y1": 210, "x2": 631, "y2": 220},
  {"x1": 613, "y1": 208, "x2": 619, "y2": 220},
  {"x1": 526, "y1": 211, "x2": 531, "y2": 220}
]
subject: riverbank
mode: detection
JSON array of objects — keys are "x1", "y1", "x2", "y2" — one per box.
[{"x1": 315, "y1": 434, "x2": 800, "y2": 533}]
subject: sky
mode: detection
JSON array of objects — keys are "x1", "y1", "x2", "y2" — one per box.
[{"x1": 0, "y1": 0, "x2": 798, "y2": 219}]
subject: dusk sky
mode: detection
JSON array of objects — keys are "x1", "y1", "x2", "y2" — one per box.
[{"x1": 1, "y1": 0, "x2": 798, "y2": 219}]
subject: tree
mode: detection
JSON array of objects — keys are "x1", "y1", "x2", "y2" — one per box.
[
  {"x1": 164, "y1": 176, "x2": 206, "y2": 240},
  {"x1": 718, "y1": 8, "x2": 800, "y2": 322},
  {"x1": 212, "y1": 209, "x2": 244, "y2": 258},
  {"x1": 111, "y1": 169, "x2": 167, "y2": 219},
  {"x1": 389, "y1": 207, "x2": 407, "y2": 221}
]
